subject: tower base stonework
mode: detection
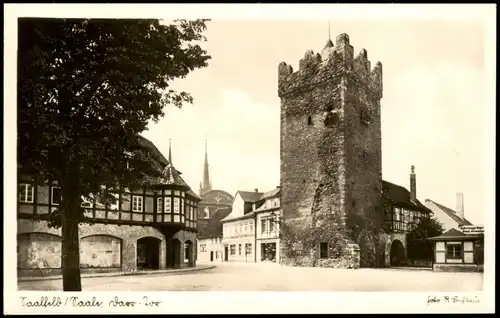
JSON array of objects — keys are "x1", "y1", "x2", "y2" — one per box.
[{"x1": 279, "y1": 216, "x2": 361, "y2": 269}]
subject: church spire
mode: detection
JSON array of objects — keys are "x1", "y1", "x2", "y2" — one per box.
[
  {"x1": 168, "y1": 138, "x2": 172, "y2": 164},
  {"x1": 203, "y1": 139, "x2": 210, "y2": 188},
  {"x1": 200, "y1": 138, "x2": 211, "y2": 195}
]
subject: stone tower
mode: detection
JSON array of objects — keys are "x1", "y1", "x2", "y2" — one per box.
[{"x1": 278, "y1": 33, "x2": 384, "y2": 267}]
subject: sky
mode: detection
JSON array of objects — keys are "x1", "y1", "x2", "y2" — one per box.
[{"x1": 140, "y1": 18, "x2": 491, "y2": 225}]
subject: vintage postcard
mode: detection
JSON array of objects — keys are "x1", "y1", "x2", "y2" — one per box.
[{"x1": 4, "y1": 3, "x2": 496, "y2": 314}]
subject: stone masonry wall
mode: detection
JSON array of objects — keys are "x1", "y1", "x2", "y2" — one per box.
[
  {"x1": 278, "y1": 33, "x2": 383, "y2": 268},
  {"x1": 342, "y1": 42, "x2": 384, "y2": 268},
  {"x1": 17, "y1": 219, "x2": 197, "y2": 272}
]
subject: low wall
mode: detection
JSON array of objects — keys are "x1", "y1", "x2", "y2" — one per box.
[
  {"x1": 433, "y1": 264, "x2": 484, "y2": 273},
  {"x1": 406, "y1": 259, "x2": 433, "y2": 267}
]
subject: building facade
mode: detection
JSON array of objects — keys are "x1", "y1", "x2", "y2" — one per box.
[
  {"x1": 221, "y1": 214, "x2": 256, "y2": 262},
  {"x1": 220, "y1": 189, "x2": 262, "y2": 263},
  {"x1": 424, "y1": 193, "x2": 475, "y2": 232},
  {"x1": 220, "y1": 190, "x2": 258, "y2": 262},
  {"x1": 219, "y1": 188, "x2": 282, "y2": 263},
  {"x1": 255, "y1": 189, "x2": 281, "y2": 263},
  {"x1": 17, "y1": 137, "x2": 201, "y2": 276},
  {"x1": 380, "y1": 166, "x2": 433, "y2": 267},
  {"x1": 196, "y1": 207, "x2": 232, "y2": 263}
]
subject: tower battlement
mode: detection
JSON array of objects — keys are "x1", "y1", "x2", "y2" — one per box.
[{"x1": 278, "y1": 33, "x2": 383, "y2": 100}]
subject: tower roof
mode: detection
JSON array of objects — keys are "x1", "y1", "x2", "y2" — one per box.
[
  {"x1": 201, "y1": 138, "x2": 211, "y2": 192},
  {"x1": 157, "y1": 163, "x2": 189, "y2": 188}
]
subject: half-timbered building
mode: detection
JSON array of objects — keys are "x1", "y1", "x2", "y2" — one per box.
[{"x1": 17, "y1": 137, "x2": 201, "y2": 276}]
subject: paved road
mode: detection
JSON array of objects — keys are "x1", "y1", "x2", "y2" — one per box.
[{"x1": 18, "y1": 262, "x2": 483, "y2": 292}]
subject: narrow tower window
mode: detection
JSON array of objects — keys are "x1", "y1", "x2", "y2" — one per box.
[{"x1": 307, "y1": 116, "x2": 312, "y2": 125}]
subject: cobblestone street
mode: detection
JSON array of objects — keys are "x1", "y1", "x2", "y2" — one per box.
[{"x1": 18, "y1": 262, "x2": 483, "y2": 292}]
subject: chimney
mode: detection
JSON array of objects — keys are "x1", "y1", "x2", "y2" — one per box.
[
  {"x1": 456, "y1": 193, "x2": 464, "y2": 219},
  {"x1": 410, "y1": 165, "x2": 416, "y2": 203},
  {"x1": 254, "y1": 188, "x2": 259, "y2": 193}
]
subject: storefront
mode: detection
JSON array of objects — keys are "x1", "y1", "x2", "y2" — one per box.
[{"x1": 260, "y1": 242, "x2": 277, "y2": 262}]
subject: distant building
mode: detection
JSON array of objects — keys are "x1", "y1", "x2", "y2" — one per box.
[
  {"x1": 219, "y1": 187, "x2": 282, "y2": 263},
  {"x1": 197, "y1": 139, "x2": 234, "y2": 222},
  {"x1": 381, "y1": 166, "x2": 434, "y2": 266},
  {"x1": 196, "y1": 207, "x2": 231, "y2": 263},
  {"x1": 254, "y1": 188, "x2": 281, "y2": 263},
  {"x1": 220, "y1": 190, "x2": 260, "y2": 262},
  {"x1": 17, "y1": 137, "x2": 201, "y2": 276},
  {"x1": 424, "y1": 193, "x2": 475, "y2": 232}
]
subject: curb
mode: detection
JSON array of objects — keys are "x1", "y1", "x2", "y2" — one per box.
[
  {"x1": 18, "y1": 265, "x2": 216, "y2": 282},
  {"x1": 387, "y1": 267, "x2": 433, "y2": 271}
]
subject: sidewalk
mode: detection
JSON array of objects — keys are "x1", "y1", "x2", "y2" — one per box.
[{"x1": 18, "y1": 264, "x2": 216, "y2": 282}]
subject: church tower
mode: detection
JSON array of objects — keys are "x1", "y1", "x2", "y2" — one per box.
[
  {"x1": 199, "y1": 139, "x2": 212, "y2": 197},
  {"x1": 278, "y1": 33, "x2": 384, "y2": 267}
]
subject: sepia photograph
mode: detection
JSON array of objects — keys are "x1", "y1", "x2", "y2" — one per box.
[{"x1": 4, "y1": 3, "x2": 496, "y2": 314}]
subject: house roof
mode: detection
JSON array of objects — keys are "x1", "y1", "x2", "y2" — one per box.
[
  {"x1": 138, "y1": 135, "x2": 169, "y2": 167},
  {"x1": 221, "y1": 211, "x2": 256, "y2": 223},
  {"x1": 237, "y1": 187, "x2": 281, "y2": 203},
  {"x1": 253, "y1": 203, "x2": 280, "y2": 213},
  {"x1": 425, "y1": 199, "x2": 473, "y2": 227},
  {"x1": 237, "y1": 191, "x2": 264, "y2": 203},
  {"x1": 198, "y1": 208, "x2": 232, "y2": 239},
  {"x1": 221, "y1": 187, "x2": 281, "y2": 222},
  {"x1": 260, "y1": 188, "x2": 281, "y2": 200},
  {"x1": 382, "y1": 180, "x2": 431, "y2": 213},
  {"x1": 427, "y1": 228, "x2": 482, "y2": 241}
]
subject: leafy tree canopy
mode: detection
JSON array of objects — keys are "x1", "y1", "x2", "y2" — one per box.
[
  {"x1": 406, "y1": 217, "x2": 444, "y2": 260},
  {"x1": 18, "y1": 18, "x2": 210, "y2": 219},
  {"x1": 17, "y1": 18, "x2": 211, "y2": 291}
]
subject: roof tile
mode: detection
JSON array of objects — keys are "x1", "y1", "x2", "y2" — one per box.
[{"x1": 198, "y1": 208, "x2": 232, "y2": 239}]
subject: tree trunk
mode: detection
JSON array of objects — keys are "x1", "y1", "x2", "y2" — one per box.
[{"x1": 61, "y1": 184, "x2": 82, "y2": 291}]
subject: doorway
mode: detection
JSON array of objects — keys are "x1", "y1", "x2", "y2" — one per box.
[
  {"x1": 136, "y1": 237, "x2": 161, "y2": 270},
  {"x1": 224, "y1": 246, "x2": 229, "y2": 261},
  {"x1": 210, "y1": 251, "x2": 214, "y2": 262},
  {"x1": 167, "y1": 239, "x2": 182, "y2": 268},
  {"x1": 390, "y1": 240, "x2": 406, "y2": 267}
]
